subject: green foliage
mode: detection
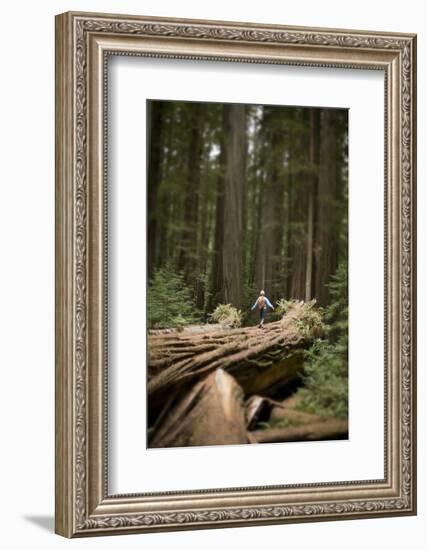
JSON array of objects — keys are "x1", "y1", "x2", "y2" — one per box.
[
  {"x1": 275, "y1": 298, "x2": 297, "y2": 318},
  {"x1": 297, "y1": 263, "x2": 348, "y2": 418},
  {"x1": 296, "y1": 303, "x2": 325, "y2": 338},
  {"x1": 209, "y1": 303, "x2": 242, "y2": 328},
  {"x1": 148, "y1": 265, "x2": 201, "y2": 329},
  {"x1": 273, "y1": 300, "x2": 324, "y2": 338}
]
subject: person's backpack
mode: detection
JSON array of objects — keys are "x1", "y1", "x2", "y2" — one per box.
[{"x1": 258, "y1": 296, "x2": 266, "y2": 309}]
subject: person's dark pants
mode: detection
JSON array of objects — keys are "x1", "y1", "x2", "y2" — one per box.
[{"x1": 259, "y1": 307, "x2": 266, "y2": 325}]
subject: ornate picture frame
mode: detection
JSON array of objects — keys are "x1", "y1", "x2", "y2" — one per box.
[{"x1": 55, "y1": 11, "x2": 417, "y2": 537}]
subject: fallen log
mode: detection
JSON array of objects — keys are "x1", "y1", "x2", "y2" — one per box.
[
  {"x1": 149, "y1": 324, "x2": 224, "y2": 336},
  {"x1": 269, "y1": 407, "x2": 325, "y2": 425},
  {"x1": 148, "y1": 301, "x2": 320, "y2": 414},
  {"x1": 251, "y1": 418, "x2": 348, "y2": 443},
  {"x1": 149, "y1": 368, "x2": 248, "y2": 448},
  {"x1": 245, "y1": 394, "x2": 331, "y2": 430}
]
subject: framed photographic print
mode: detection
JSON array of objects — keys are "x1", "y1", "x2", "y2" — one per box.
[{"x1": 55, "y1": 11, "x2": 417, "y2": 537}]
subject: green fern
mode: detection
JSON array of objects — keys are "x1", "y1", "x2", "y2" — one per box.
[
  {"x1": 297, "y1": 262, "x2": 348, "y2": 418},
  {"x1": 148, "y1": 265, "x2": 201, "y2": 329}
]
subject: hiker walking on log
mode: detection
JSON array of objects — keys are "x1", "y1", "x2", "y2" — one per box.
[{"x1": 251, "y1": 290, "x2": 274, "y2": 328}]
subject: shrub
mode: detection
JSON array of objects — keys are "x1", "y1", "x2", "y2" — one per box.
[
  {"x1": 297, "y1": 262, "x2": 348, "y2": 418},
  {"x1": 209, "y1": 303, "x2": 242, "y2": 328},
  {"x1": 275, "y1": 298, "x2": 296, "y2": 318},
  {"x1": 296, "y1": 303, "x2": 325, "y2": 338}
]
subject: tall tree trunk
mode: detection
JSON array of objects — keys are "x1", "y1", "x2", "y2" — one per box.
[
  {"x1": 215, "y1": 103, "x2": 246, "y2": 309},
  {"x1": 178, "y1": 104, "x2": 204, "y2": 282},
  {"x1": 289, "y1": 109, "x2": 321, "y2": 301},
  {"x1": 254, "y1": 194, "x2": 275, "y2": 293},
  {"x1": 209, "y1": 135, "x2": 226, "y2": 311},
  {"x1": 315, "y1": 109, "x2": 339, "y2": 306},
  {"x1": 305, "y1": 192, "x2": 314, "y2": 301},
  {"x1": 254, "y1": 107, "x2": 282, "y2": 298},
  {"x1": 147, "y1": 101, "x2": 165, "y2": 278},
  {"x1": 305, "y1": 108, "x2": 320, "y2": 301},
  {"x1": 195, "y1": 198, "x2": 208, "y2": 310},
  {"x1": 289, "y1": 111, "x2": 309, "y2": 300},
  {"x1": 155, "y1": 108, "x2": 174, "y2": 269}
]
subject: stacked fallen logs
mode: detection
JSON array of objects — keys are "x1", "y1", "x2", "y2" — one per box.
[{"x1": 147, "y1": 300, "x2": 348, "y2": 448}]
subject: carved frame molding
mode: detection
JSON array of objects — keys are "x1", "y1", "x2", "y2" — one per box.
[{"x1": 55, "y1": 11, "x2": 416, "y2": 537}]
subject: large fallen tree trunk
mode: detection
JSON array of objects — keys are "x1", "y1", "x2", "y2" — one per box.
[
  {"x1": 149, "y1": 368, "x2": 248, "y2": 448},
  {"x1": 251, "y1": 418, "x2": 348, "y2": 443},
  {"x1": 148, "y1": 301, "x2": 320, "y2": 416}
]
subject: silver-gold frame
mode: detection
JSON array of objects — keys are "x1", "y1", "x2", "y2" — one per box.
[{"x1": 55, "y1": 11, "x2": 417, "y2": 537}]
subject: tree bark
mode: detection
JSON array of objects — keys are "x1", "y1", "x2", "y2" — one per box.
[
  {"x1": 305, "y1": 108, "x2": 320, "y2": 301},
  {"x1": 209, "y1": 130, "x2": 226, "y2": 311},
  {"x1": 289, "y1": 111, "x2": 309, "y2": 300},
  {"x1": 208, "y1": 103, "x2": 247, "y2": 310},
  {"x1": 148, "y1": 368, "x2": 248, "y2": 448},
  {"x1": 178, "y1": 104, "x2": 204, "y2": 279},
  {"x1": 147, "y1": 101, "x2": 165, "y2": 278},
  {"x1": 221, "y1": 103, "x2": 246, "y2": 309},
  {"x1": 254, "y1": 106, "x2": 286, "y2": 299},
  {"x1": 305, "y1": 190, "x2": 314, "y2": 301}
]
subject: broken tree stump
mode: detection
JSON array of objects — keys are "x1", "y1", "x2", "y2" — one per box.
[
  {"x1": 148, "y1": 368, "x2": 248, "y2": 448},
  {"x1": 148, "y1": 301, "x2": 320, "y2": 415},
  {"x1": 245, "y1": 395, "x2": 284, "y2": 430}
]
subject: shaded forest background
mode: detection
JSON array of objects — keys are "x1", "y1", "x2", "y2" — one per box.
[
  {"x1": 147, "y1": 100, "x2": 349, "y2": 432},
  {"x1": 147, "y1": 99, "x2": 348, "y2": 326}
]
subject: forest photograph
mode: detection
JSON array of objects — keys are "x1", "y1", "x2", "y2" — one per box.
[{"x1": 146, "y1": 99, "x2": 349, "y2": 449}]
